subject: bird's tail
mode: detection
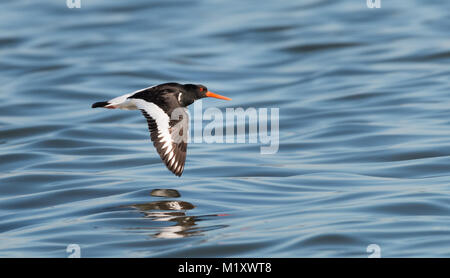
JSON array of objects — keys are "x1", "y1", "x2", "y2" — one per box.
[
  {"x1": 91, "y1": 101, "x2": 109, "y2": 108},
  {"x1": 91, "y1": 93, "x2": 136, "y2": 110}
]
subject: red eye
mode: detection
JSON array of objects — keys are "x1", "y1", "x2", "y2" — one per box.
[{"x1": 199, "y1": 87, "x2": 204, "y2": 92}]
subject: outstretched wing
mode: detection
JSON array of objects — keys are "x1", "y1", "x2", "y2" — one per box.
[{"x1": 132, "y1": 98, "x2": 188, "y2": 176}]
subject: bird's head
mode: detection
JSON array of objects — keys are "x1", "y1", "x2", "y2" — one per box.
[{"x1": 182, "y1": 84, "x2": 231, "y2": 106}]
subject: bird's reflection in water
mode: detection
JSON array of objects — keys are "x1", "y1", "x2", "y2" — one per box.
[{"x1": 126, "y1": 189, "x2": 227, "y2": 239}]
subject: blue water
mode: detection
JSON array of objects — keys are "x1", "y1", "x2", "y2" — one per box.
[{"x1": 1, "y1": 0, "x2": 450, "y2": 257}]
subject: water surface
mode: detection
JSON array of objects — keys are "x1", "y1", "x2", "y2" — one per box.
[{"x1": 1, "y1": 0, "x2": 450, "y2": 257}]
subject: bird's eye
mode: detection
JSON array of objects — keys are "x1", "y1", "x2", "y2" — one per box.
[{"x1": 199, "y1": 87, "x2": 204, "y2": 92}]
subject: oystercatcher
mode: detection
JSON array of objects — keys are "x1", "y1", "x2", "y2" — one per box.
[{"x1": 91, "y1": 83, "x2": 231, "y2": 177}]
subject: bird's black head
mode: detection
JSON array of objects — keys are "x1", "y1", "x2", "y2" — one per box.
[
  {"x1": 181, "y1": 84, "x2": 231, "y2": 106},
  {"x1": 183, "y1": 84, "x2": 208, "y2": 99}
]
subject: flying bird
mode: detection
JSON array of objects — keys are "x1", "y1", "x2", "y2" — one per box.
[{"x1": 92, "y1": 82, "x2": 231, "y2": 177}]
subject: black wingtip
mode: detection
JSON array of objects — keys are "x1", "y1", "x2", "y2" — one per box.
[{"x1": 92, "y1": 101, "x2": 109, "y2": 108}]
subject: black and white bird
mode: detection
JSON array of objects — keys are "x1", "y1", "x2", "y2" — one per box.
[{"x1": 91, "y1": 82, "x2": 231, "y2": 177}]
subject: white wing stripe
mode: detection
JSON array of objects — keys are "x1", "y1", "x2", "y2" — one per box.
[
  {"x1": 163, "y1": 142, "x2": 172, "y2": 154},
  {"x1": 132, "y1": 99, "x2": 173, "y2": 156},
  {"x1": 130, "y1": 96, "x2": 187, "y2": 177},
  {"x1": 167, "y1": 151, "x2": 174, "y2": 162}
]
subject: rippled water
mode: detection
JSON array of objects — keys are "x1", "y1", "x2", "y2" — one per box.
[{"x1": 1, "y1": 0, "x2": 450, "y2": 257}]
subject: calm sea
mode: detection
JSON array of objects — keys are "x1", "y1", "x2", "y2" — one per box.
[{"x1": 1, "y1": 0, "x2": 449, "y2": 257}]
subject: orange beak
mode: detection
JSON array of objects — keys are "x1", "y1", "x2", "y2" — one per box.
[{"x1": 205, "y1": 91, "x2": 232, "y2": 101}]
